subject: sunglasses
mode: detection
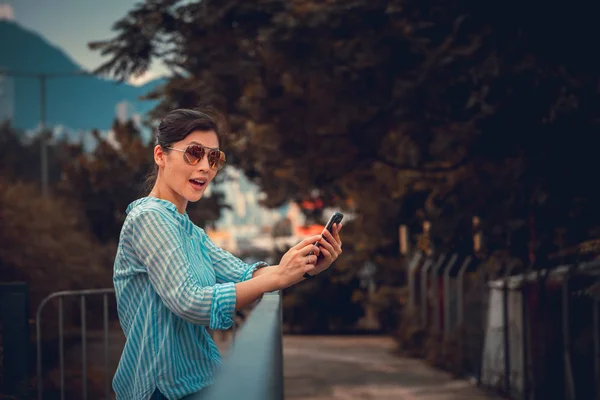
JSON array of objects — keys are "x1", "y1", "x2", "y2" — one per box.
[{"x1": 167, "y1": 144, "x2": 226, "y2": 171}]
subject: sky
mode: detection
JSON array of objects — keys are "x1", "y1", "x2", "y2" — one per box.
[{"x1": 3, "y1": 0, "x2": 167, "y2": 85}]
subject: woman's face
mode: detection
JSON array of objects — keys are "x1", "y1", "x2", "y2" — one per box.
[{"x1": 157, "y1": 130, "x2": 220, "y2": 204}]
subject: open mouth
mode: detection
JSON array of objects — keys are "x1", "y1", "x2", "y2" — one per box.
[{"x1": 189, "y1": 179, "x2": 206, "y2": 190}]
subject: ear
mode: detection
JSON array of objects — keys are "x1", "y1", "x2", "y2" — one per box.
[{"x1": 154, "y1": 145, "x2": 166, "y2": 168}]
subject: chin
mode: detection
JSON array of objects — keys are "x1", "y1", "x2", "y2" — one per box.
[
  {"x1": 186, "y1": 194, "x2": 204, "y2": 203},
  {"x1": 187, "y1": 190, "x2": 206, "y2": 202}
]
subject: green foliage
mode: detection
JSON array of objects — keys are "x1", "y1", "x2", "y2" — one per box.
[
  {"x1": 88, "y1": 1, "x2": 600, "y2": 338},
  {"x1": 92, "y1": 0, "x2": 600, "y2": 269},
  {"x1": 0, "y1": 121, "x2": 68, "y2": 185},
  {"x1": 0, "y1": 180, "x2": 114, "y2": 322},
  {"x1": 0, "y1": 124, "x2": 113, "y2": 311}
]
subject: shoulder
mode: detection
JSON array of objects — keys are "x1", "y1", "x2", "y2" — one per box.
[
  {"x1": 129, "y1": 202, "x2": 173, "y2": 221},
  {"x1": 124, "y1": 198, "x2": 179, "y2": 233}
]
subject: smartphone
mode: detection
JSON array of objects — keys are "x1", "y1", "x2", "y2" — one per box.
[{"x1": 314, "y1": 211, "x2": 344, "y2": 249}]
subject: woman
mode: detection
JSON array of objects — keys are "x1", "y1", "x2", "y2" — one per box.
[{"x1": 112, "y1": 108, "x2": 343, "y2": 400}]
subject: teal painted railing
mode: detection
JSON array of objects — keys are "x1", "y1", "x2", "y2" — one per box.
[{"x1": 192, "y1": 291, "x2": 284, "y2": 400}]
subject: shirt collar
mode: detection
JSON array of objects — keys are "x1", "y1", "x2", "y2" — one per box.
[{"x1": 126, "y1": 197, "x2": 188, "y2": 218}]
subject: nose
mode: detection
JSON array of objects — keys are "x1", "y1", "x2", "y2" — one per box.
[{"x1": 196, "y1": 152, "x2": 211, "y2": 172}]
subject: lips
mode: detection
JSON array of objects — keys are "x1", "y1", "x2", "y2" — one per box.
[{"x1": 189, "y1": 178, "x2": 206, "y2": 190}]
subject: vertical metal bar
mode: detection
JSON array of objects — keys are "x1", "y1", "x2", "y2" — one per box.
[
  {"x1": 503, "y1": 277, "x2": 510, "y2": 395},
  {"x1": 593, "y1": 298, "x2": 600, "y2": 400},
  {"x1": 562, "y1": 270, "x2": 575, "y2": 400},
  {"x1": 103, "y1": 294, "x2": 110, "y2": 400},
  {"x1": 40, "y1": 74, "x2": 48, "y2": 197},
  {"x1": 456, "y1": 256, "x2": 471, "y2": 329},
  {"x1": 477, "y1": 259, "x2": 487, "y2": 386},
  {"x1": 443, "y1": 257, "x2": 452, "y2": 340},
  {"x1": 408, "y1": 252, "x2": 422, "y2": 310},
  {"x1": 431, "y1": 254, "x2": 446, "y2": 333},
  {"x1": 420, "y1": 258, "x2": 433, "y2": 328},
  {"x1": 521, "y1": 283, "x2": 530, "y2": 400},
  {"x1": 443, "y1": 254, "x2": 458, "y2": 341},
  {"x1": 59, "y1": 297, "x2": 65, "y2": 400},
  {"x1": 81, "y1": 296, "x2": 87, "y2": 400},
  {"x1": 36, "y1": 305, "x2": 43, "y2": 400},
  {"x1": 408, "y1": 254, "x2": 416, "y2": 310}
]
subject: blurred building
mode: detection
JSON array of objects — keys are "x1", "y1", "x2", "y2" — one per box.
[
  {"x1": 206, "y1": 167, "x2": 307, "y2": 254},
  {"x1": 205, "y1": 166, "x2": 354, "y2": 259}
]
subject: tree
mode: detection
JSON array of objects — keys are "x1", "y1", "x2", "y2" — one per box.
[
  {"x1": 0, "y1": 121, "x2": 69, "y2": 186},
  {"x1": 91, "y1": 0, "x2": 600, "y2": 281}
]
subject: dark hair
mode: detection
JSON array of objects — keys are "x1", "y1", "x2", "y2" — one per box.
[{"x1": 142, "y1": 107, "x2": 227, "y2": 195}]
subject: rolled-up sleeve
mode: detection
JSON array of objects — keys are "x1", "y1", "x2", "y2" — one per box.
[
  {"x1": 201, "y1": 230, "x2": 268, "y2": 284},
  {"x1": 130, "y1": 209, "x2": 236, "y2": 330}
]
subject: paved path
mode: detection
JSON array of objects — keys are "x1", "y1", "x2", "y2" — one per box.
[{"x1": 283, "y1": 336, "x2": 503, "y2": 400}]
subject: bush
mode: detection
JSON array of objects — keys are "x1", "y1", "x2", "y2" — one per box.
[
  {"x1": 0, "y1": 180, "x2": 115, "y2": 398},
  {"x1": 0, "y1": 181, "x2": 114, "y2": 313}
]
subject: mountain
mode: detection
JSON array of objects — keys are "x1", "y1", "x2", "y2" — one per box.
[{"x1": 0, "y1": 20, "x2": 164, "y2": 133}]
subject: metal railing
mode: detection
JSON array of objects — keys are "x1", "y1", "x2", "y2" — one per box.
[
  {"x1": 405, "y1": 250, "x2": 600, "y2": 400},
  {"x1": 35, "y1": 289, "x2": 284, "y2": 400},
  {"x1": 36, "y1": 288, "x2": 115, "y2": 400},
  {"x1": 191, "y1": 291, "x2": 284, "y2": 400}
]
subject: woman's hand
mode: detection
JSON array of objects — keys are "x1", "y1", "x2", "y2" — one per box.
[
  {"x1": 275, "y1": 234, "x2": 322, "y2": 289},
  {"x1": 309, "y1": 223, "x2": 343, "y2": 276}
]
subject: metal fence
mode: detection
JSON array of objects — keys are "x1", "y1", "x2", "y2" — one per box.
[
  {"x1": 35, "y1": 288, "x2": 115, "y2": 400},
  {"x1": 33, "y1": 288, "x2": 282, "y2": 400},
  {"x1": 406, "y1": 251, "x2": 600, "y2": 400}
]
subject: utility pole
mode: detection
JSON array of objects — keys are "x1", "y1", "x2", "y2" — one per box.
[
  {"x1": 0, "y1": 69, "x2": 90, "y2": 197},
  {"x1": 40, "y1": 75, "x2": 47, "y2": 197}
]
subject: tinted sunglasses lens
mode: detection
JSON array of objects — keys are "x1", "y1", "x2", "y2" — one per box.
[
  {"x1": 184, "y1": 145, "x2": 204, "y2": 165},
  {"x1": 208, "y1": 150, "x2": 226, "y2": 170}
]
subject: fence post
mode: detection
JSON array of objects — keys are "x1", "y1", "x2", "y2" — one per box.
[
  {"x1": 502, "y1": 264, "x2": 511, "y2": 396},
  {"x1": 456, "y1": 256, "x2": 472, "y2": 330},
  {"x1": 0, "y1": 282, "x2": 31, "y2": 398},
  {"x1": 521, "y1": 279, "x2": 530, "y2": 400},
  {"x1": 443, "y1": 254, "x2": 459, "y2": 341},
  {"x1": 408, "y1": 252, "x2": 423, "y2": 311},
  {"x1": 431, "y1": 253, "x2": 446, "y2": 333},
  {"x1": 593, "y1": 297, "x2": 599, "y2": 400},
  {"x1": 477, "y1": 258, "x2": 489, "y2": 386},
  {"x1": 562, "y1": 267, "x2": 576, "y2": 400},
  {"x1": 420, "y1": 258, "x2": 434, "y2": 328}
]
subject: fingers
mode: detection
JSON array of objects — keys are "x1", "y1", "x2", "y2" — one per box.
[
  {"x1": 332, "y1": 222, "x2": 342, "y2": 244},
  {"x1": 321, "y1": 225, "x2": 342, "y2": 254},
  {"x1": 300, "y1": 244, "x2": 321, "y2": 257},
  {"x1": 319, "y1": 247, "x2": 333, "y2": 260},
  {"x1": 294, "y1": 234, "x2": 323, "y2": 250},
  {"x1": 304, "y1": 254, "x2": 318, "y2": 265},
  {"x1": 318, "y1": 234, "x2": 336, "y2": 256}
]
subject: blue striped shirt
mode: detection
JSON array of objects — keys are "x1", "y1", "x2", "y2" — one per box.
[{"x1": 112, "y1": 197, "x2": 267, "y2": 400}]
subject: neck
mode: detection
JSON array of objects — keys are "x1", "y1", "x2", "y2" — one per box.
[{"x1": 150, "y1": 182, "x2": 187, "y2": 214}]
